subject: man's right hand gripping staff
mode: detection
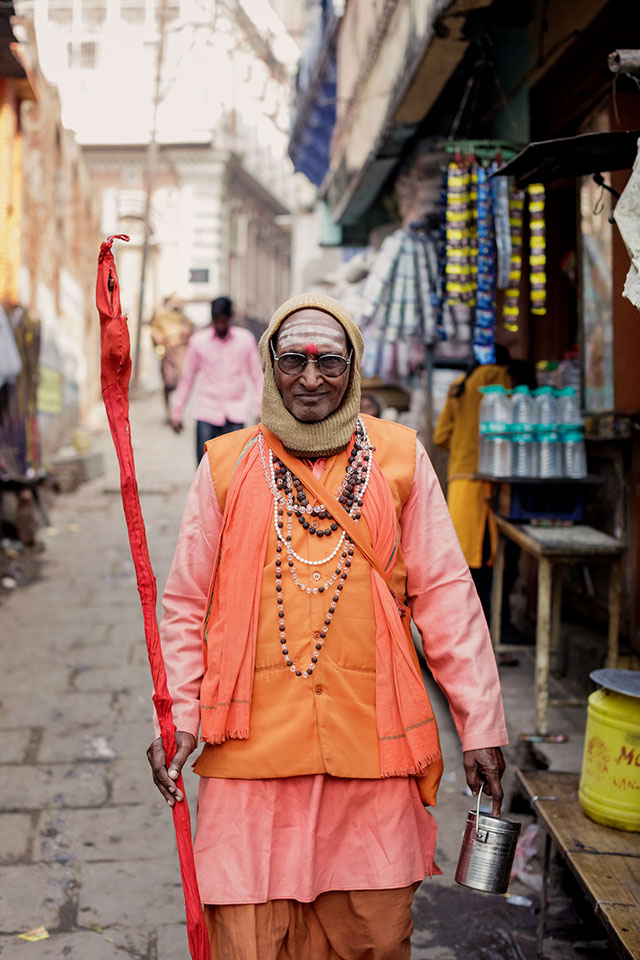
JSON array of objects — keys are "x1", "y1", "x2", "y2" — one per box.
[{"x1": 147, "y1": 731, "x2": 196, "y2": 807}]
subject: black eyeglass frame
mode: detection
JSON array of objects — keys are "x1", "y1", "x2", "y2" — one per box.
[{"x1": 270, "y1": 341, "x2": 353, "y2": 378}]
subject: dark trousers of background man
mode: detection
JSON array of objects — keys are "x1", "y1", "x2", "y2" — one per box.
[
  {"x1": 196, "y1": 419, "x2": 244, "y2": 465},
  {"x1": 470, "y1": 526, "x2": 521, "y2": 642}
]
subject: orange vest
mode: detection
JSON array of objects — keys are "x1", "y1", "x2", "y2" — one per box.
[{"x1": 194, "y1": 417, "x2": 441, "y2": 799}]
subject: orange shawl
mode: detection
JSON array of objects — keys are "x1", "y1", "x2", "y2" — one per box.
[{"x1": 200, "y1": 427, "x2": 441, "y2": 779}]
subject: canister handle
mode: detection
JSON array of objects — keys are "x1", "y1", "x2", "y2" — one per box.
[{"x1": 475, "y1": 782, "x2": 484, "y2": 838}]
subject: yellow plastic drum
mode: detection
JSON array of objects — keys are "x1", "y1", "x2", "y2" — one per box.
[{"x1": 579, "y1": 669, "x2": 640, "y2": 832}]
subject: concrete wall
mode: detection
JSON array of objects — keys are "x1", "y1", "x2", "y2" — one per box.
[{"x1": 332, "y1": 0, "x2": 446, "y2": 176}]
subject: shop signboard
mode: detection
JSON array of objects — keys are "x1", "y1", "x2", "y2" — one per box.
[{"x1": 36, "y1": 366, "x2": 62, "y2": 415}]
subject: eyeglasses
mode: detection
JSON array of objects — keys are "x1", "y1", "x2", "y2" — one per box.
[{"x1": 270, "y1": 342, "x2": 352, "y2": 378}]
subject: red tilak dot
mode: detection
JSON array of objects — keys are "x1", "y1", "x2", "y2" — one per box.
[{"x1": 305, "y1": 343, "x2": 318, "y2": 355}]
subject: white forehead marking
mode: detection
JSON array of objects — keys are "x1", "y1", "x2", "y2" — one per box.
[{"x1": 277, "y1": 315, "x2": 347, "y2": 354}]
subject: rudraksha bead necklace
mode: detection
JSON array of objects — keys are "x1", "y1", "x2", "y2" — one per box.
[{"x1": 258, "y1": 418, "x2": 373, "y2": 678}]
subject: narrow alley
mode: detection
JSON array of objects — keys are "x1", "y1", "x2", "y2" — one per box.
[
  {"x1": 0, "y1": 398, "x2": 197, "y2": 958},
  {"x1": 0, "y1": 1, "x2": 637, "y2": 958}
]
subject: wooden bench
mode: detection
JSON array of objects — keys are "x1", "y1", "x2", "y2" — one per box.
[
  {"x1": 491, "y1": 517, "x2": 625, "y2": 733},
  {"x1": 516, "y1": 768, "x2": 640, "y2": 959}
]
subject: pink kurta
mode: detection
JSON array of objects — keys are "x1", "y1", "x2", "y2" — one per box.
[
  {"x1": 171, "y1": 325, "x2": 263, "y2": 426},
  {"x1": 157, "y1": 440, "x2": 508, "y2": 904},
  {"x1": 193, "y1": 775, "x2": 439, "y2": 904}
]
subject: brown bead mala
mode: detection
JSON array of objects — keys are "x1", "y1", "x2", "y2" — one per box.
[{"x1": 259, "y1": 417, "x2": 373, "y2": 678}]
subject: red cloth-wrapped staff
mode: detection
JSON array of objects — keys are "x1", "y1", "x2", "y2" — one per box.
[{"x1": 96, "y1": 235, "x2": 209, "y2": 960}]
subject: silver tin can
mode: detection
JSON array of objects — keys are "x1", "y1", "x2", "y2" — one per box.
[{"x1": 455, "y1": 785, "x2": 521, "y2": 894}]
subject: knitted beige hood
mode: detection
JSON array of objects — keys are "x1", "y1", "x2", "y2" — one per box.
[{"x1": 258, "y1": 292, "x2": 364, "y2": 458}]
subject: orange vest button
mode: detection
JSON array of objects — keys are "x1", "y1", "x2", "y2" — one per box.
[
  {"x1": 314, "y1": 685, "x2": 323, "y2": 695},
  {"x1": 313, "y1": 631, "x2": 321, "y2": 640}
]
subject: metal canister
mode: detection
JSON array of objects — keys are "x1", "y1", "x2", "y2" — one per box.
[{"x1": 455, "y1": 785, "x2": 521, "y2": 894}]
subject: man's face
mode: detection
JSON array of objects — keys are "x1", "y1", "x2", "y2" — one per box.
[
  {"x1": 212, "y1": 314, "x2": 231, "y2": 338},
  {"x1": 273, "y1": 310, "x2": 351, "y2": 423}
]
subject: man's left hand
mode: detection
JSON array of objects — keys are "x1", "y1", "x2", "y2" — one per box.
[{"x1": 462, "y1": 747, "x2": 506, "y2": 817}]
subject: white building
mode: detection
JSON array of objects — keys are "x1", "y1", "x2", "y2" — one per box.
[{"x1": 16, "y1": 0, "x2": 299, "y2": 338}]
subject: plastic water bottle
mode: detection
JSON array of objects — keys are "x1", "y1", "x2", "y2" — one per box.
[
  {"x1": 510, "y1": 386, "x2": 537, "y2": 478},
  {"x1": 512, "y1": 431, "x2": 537, "y2": 478},
  {"x1": 539, "y1": 429, "x2": 562, "y2": 478},
  {"x1": 478, "y1": 385, "x2": 512, "y2": 477},
  {"x1": 556, "y1": 387, "x2": 586, "y2": 478},
  {"x1": 535, "y1": 387, "x2": 561, "y2": 478},
  {"x1": 557, "y1": 387, "x2": 582, "y2": 427},
  {"x1": 535, "y1": 385, "x2": 557, "y2": 428},
  {"x1": 562, "y1": 429, "x2": 587, "y2": 478}
]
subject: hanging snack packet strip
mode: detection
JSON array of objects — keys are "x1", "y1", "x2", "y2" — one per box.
[
  {"x1": 469, "y1": 163, "x2": 479, "y2": 291},
  {"x1": 528, "y1": 182, "x2": 547, "y2": 316},
  {"x1": 445, "y1": 161, "x2": 475, "y2": 305},
  {"x1": 433, "y1": 168, "x2": 448, "y2": 340},
  {"x1": 385, "y1": 232, "x2": 409, "y2": 347},
  {"x1": 415, "y1": 230, "x2": 436, "y2": 345},
  {"x1": 359, "y1": 229, "x2": 405, "y2": 378},
  {"x1": 472, "y1": 163, "x2": 497, "y2": 364},
  {"x1": 492, "y1": 173, "x2": 512, "y2": 290},
  {"x1": 502, "y1": 185, "x2": 525, "y2": 333}
]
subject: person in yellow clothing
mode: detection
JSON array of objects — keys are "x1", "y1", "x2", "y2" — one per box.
[
  {"x1": 433, "y1": 347, "x2": 511, "y2": 620},
  {"x1": 150, "y1": 294, "x2": 194, "y2": 419}
]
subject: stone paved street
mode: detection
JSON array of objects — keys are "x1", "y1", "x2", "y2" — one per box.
[
  {"x1": 0, "y1": 395, "x2": 587, "y2": 959},
  {"x1": 0, "y1": 396, "x2": 197, "y2": 959}
]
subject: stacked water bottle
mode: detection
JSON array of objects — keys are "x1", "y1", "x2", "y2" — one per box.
[
  {"x1": 478, "y1": 385, "x2": 512, "y2": 477},
  {"x1": 478, "y1": 385, "x2": 586, "y2": 479},
  {"x1": 557, "y1": 387, "x2": 588, "y2": 478}
]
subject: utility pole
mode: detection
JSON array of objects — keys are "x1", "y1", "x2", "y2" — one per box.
[{"x1": 132, "y1": 0, "x2": 169, "y2": 390}]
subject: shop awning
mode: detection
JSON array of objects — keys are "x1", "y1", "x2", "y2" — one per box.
[
  {"x1": 288, "y1": 9, "x2": 339, "y2": 187},
  {"x1": 491, "y1": 130, "x2": 640, "y2": 186}
]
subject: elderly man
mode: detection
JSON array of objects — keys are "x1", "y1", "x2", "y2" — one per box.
[{"x1": 147, "y1": 293, "x2": 507, "y2": 959}]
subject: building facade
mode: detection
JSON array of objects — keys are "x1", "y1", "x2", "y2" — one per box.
[
  {"x1": 16, "y1": 0, "x2": 298, "y2": 363},
  {"x1": 0, "y1": 9, "x2": 102, "y2": 466}
]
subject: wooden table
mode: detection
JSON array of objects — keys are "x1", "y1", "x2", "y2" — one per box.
[
  {"x1": 516, "y1": 769, "x2": 640, "y2": 959},
  {"x1": 491, "y1": 518, "x2": 625, "y2": 733}
]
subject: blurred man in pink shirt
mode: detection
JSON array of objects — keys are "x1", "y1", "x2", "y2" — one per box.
[{"x1": 170, "y1": 296, "x2": 263, "y2": 464}]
